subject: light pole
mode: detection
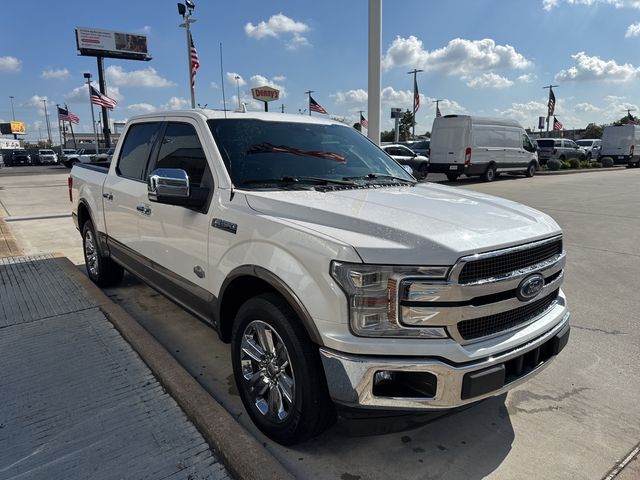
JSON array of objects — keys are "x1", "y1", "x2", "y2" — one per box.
[
  {"x1": 84, "y1": 72, "x2": 99, "y2": 154},
  {"x1": 235, "y1": 75, "x2": 241, "y2": 110},
  {"x1": 367, "y1": 0, "x2": 381, "y2": 144},
  {"x1": 42, "y1": 99, "x2": 52, "y2": 147},
  {"x1": 407, "y1": 69, "x2": 423, "y2": 139},
  {"x1": 178, "y1": 1, "x2": 197, "y2": 109},
  {"x1": 9, "y1": 96, "x2": 15, "y2": 120}
]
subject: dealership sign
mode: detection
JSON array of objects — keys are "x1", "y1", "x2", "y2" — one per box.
[
  {"x1": 251, "y1": 86, "x2": 280, "y2": 102},
  {"x1": 76, "y1": 27, "x2": 151, "y2": 60},
  {"x1": 0, "y1": 121, "x2": 25, "y2": 135}
]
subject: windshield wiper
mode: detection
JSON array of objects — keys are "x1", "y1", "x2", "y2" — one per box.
[
  {"x1": 343, "y1": 173, "x2": 416, "y2": 184},
  {"x1": 239, "y1": 176, "x2": 356, "y2": 188}
]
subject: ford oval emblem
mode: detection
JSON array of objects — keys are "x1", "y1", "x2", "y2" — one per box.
[{"x1": 517, "y1": 274, "x2": 545, "y2": 301}]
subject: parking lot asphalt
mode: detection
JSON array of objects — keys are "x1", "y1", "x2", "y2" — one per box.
[{"x1": 1, "y1": 166, "x2": 639, "y2": 479}]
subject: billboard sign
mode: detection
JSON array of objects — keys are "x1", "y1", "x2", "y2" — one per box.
[
  {"x1": 391, "y1": 108, "x2": 403, "y2": 119},
  {"x1": 251, "y1": 86, "x2": 280, "y2": 103},
  {"x1": 76, "y1": 27, "x2": 151, "y2": 60},
  {"x1": 0, "y1": 121, "x2": 26, "y2": 135},
  {"x1": 538, "y1": 116, "x2": 546, "y2": 130}
]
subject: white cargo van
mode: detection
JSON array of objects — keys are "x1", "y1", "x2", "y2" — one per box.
[
  {"x1": 430, "y1": 115, "x2": 538, "y2": 181},
  {"x1": 599, "y1": 124, "x2": 640, "y2": 167}
]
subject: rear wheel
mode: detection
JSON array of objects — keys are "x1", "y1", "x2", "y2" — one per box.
[
  {"x1": 525, "y1": 162, "x2": 536, "y2": 178},
  {"x1": 446, "y1": 172, "x2": 459, "y2": 182},
  {"x1": 417, "y1": 164, "x2": 429, "y2": 180},
  {"x1": 82, "y1": 220, "x2": 124, "y2": 287},
  {"x1": 482, "y1": 164, "x2": 497, "y2": 182},
  {"x1": 231, "y1": 293, "x2": 335, "y2": 445}
]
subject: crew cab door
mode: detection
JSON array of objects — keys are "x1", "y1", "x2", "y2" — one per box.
[
  {"x1": 103, "y1": 121, "x2": 163, "y2": 253},
  {"x1": 136, "y1": 120, "x2": 214, "y2": 314}
]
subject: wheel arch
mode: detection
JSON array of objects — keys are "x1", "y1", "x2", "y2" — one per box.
[
  {"x1": 217, "y1": 265, "x2": 323, "y2": 346},
  {"x1": 77, "y1": 199, "x2": 110, "y2": 255}
]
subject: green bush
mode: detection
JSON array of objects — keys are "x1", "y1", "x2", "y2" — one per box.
[
  {"x1": 547, "y1": 159, "x2": 561, "y2": 171},
  {"x1": 601, "y1": 157, "x2": 614, "y2": 168},
  {"x1": 560, "y1": 161, "x2": 571, "y2": 170},
  {"x1": 592, "y1": 162, "x2": 603, "y2": 168},
  {"x1": 568, "y1": 158, "x2": 581, "y2": 169},
  {"x1": 579, "y1": 161, "x2": 592, "y2": 169}
]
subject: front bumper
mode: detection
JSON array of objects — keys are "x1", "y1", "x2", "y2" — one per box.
[
  {"x1": 320, "y1": 311, "x2": 570, "y2": 411},
  {"x1": 428, "y1": 163, "x2": 486, "y2": 175}
]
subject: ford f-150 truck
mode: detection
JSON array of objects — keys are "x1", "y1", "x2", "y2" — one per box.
[{"x1": 70, "y1": 110, "x2": 570, "y2": 445}]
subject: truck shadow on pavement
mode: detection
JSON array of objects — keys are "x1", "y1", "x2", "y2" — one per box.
[{"x1": 97, "y1": 270, "x2": 516, "y2": 480}]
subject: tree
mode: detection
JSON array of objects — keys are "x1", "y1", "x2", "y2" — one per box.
[
  {"x1": 380, "y1": 130, "x2": 395, "y2": 142},
  {"x1": 583, "y1": 123, "x2": 604, "y2": 139},
  {"x1": 353, "y1": 122, "x2": 361, "y2": 131},
  {"x1": 399, "y1": 110, "x2": 415, "y2": 141}
]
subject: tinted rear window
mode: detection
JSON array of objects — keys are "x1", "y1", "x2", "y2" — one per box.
[
  {"x1": 117, "y1": 122, "x2": 162, "y2": 181},
  {"x1": 537, "y1": 140, "x2": 554, "y2": 147}
]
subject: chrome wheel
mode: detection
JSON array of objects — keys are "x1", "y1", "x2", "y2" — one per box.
[
  {"x1": 240, "y1": 320, "x2": 295, "y2": 422},
  {"x1": 84, "y1": 229, "x2": 99, "y2": 277}
]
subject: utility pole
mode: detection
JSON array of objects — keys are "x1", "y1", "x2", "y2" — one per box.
[
  {"x1": 178, "y1": 1, "x2": 197, "y2": 108},
  {"x1": 281, "y1": 104, "x2": 285, "y2": 113},
  {"x1": 9, "y1": 96, "x2": 17, "y2": 139},
  {"x1": 84, "y1": 73, "x2": 99, "y2": 154},
  {"x1": 42, "y1": 99, "x2": 52, "y2": 147},
  {"x1": 368, "y1": 0, "x2": 381, "y2": 144},
  {"x1": 407, "y1": 68, "x2": 423, "y2": 139},
  {"x1": 304, "y1": 90, "x2": 314, "y2": 116},
  {"x1": 543, "y1": 84, "x2": 558, "y2": 137},
  {"x1": 235, "y1": 75, "x2": 241, "y2": 110}
]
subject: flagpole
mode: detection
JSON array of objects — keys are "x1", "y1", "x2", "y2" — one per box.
[
  {"x1": 56, "y1": 104, "x2": 63, "y2": 148},
  {"x1": 84, "y1": 73, "x2": 99, "y2": 154},
  {"x1": 179, "y1": 4, "x2": 197, "y2": 109},
  {"x1": 65, "y1": 104, "x2": 77, "y2": 150},
  {"x1": 407, "y1": 69, "x2": 423, "y2": 139},
  {"x1": 543, "y1": 84, "x2": 558, "y2": 137},
  {"x1": 305, "y1": 90, "x2": 314, "y2": 116}
]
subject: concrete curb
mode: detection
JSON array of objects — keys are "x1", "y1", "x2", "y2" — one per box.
[
  {"x1": 536, "y1": 166, "x2": 627, "y2": 176},
  {"x1": 0, "y1": 218, "x2": 23, "y2": 257},
  {"x1": 54, "y1": 256, "x2": 295, "y2": 480}
]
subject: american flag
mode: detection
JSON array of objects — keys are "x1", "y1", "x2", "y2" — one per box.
[
  {"x1": 360, "y1": 112, "x2": 368, "y2": 129},
  {"x1": 309, "y1": 95, "x2": 328, "y2": 114},
  {"x1": 58, "y1": 106, "x2": 79, "y2": 124},
  {"x1": 548, "y1": 87, "x2": 556, "y2": 116},
  {"x1": 190, "y1": 31, "x2": 200, "y2": 88},
  {"x1": 413, "y1": 76, "x2": 420, "y2": 113},
  {"x1": 90, "y1": 85, "x2": 117, "y2": 110},
  {"x1": 436, "y1": 104, "x2": 442, "y2": 118},
  {"x1": 553, "y1": 116, "x2": 563, "y2": 131}
]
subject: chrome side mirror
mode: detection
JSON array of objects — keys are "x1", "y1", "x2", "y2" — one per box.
[{"x1": 148, "y1": 168, "x2": 190, "y2": 202}]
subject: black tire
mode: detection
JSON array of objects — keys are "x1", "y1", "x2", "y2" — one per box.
[
  {"x1": 231, "y1": 293, "x2": 335, "y2": 445},
  {"x1": 82, "y1": 220, "x2": 124, "y2": 287},
  {"x1": 482, "y1": 164, "x2": 496, "y2": 182},
  {"x1": 446, "y1": 172, "x2": 458, "y2": 182},
  {"x1": 417, "y1": 164, "x2": 429, "y2": 180},
  {"x1": 525, "y1": 162, "x2": 536, "y2": 178},
  {"x1": 559, "y1": 155, "x2": 566, "y2": 161}
]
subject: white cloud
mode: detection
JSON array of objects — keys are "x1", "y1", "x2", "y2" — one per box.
[
  {"x1": 498, "y1": 100, "x2": 549, "y2": 125},
  {"x1": 333, "y1": 89, "x2": 369, "y2": 106},
  {"x1": 25, "y1": 95, "x2": 49, "y2": 114},
  {"x1": 272, "y1": 75, "x2": 286, "y2": 82},
  {"x1": 382, "y1": 36, "x2": 531, "y2": 76},
  {"x1": 465, "y1": 72, "x2": 514, "y2": 89},
  {"x1": 41, "y1": 68, "x2": 70, "y2": 80},
  {"x1": 249, "y1": 75, "x2": 287, "y2": 97},
  {"x1": 162, "y1": 96, "x2": 190, "y2": 110},
  {"x1": 244, "y1": 13, "x2": 310, "y2": 49},
  {"x1": 210, "y1": 81, "x2": 220, "y2": 89},
  {"x1": 517, "y1": 73, "x2": 537, "y2": 83},
  {"x1": 0, "y1": 56, "x2": 21, "y2": 73},
  {"x1": 575, "y1": 102, "x2": 601, "y2": 113},
  {"x1": 127, "y1": 103, "x2": 157, "y2": 114},
  {"x1": 65, "y1": 85, "x2": 123, "y2": 104},
  {"x1": 555, "y1": 51, "x2": 640, "y2": 82},
  {"x1": 544, "y1": 0, "x2": 640, "y2": 11},
  {"x1": 625, "y1": 22, "x2": 640, "y2": 37},
  {"x1": 106, "y1": 65, "x2": 175, "y2": 87}
]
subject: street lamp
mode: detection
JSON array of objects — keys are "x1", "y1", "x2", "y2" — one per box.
[
  {"x1": 235, "y1": 75, "x2": 241, "y2": 110},
  {"x1": 9, "y1": 96, "x2": 15, "y2": 120}
]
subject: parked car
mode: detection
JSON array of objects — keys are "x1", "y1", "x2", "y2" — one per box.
[
  {"x1": 63, "y1": 149, "x2": 95, "y2": 167},
  {"x1": 10, "y1": 149, "x2": 32, "y2": 166},
  {"x1": 71, "y1": 110, "x2": 570, "y2": 445},
  {"x1": 429, "y1": 115, "x2": 539, "y2": 181},
  {"x1": 536, "y1": 138, "x2": 586, "y2": 164},
  {"x1": 37, "y1": 149, "x2": 58, "y2": 165},
  {"x1": 381, "y1": 144, "x2": 429, "y2": 178},
  {"x1": 599, "y1": 124, "x2": 640, "y2": 167},
  {"x1": 0, "y1": 153, "x2": 4, "y2": 168},
  {"x1": 575, "y1": 139, "x2": 601, "y2": 161},
  {"x1": 92, "y1": 147, "x2": 115, "y2": 163},
  {"x1": 399, "y1": 139, "x2": 430, "y2": 157}
]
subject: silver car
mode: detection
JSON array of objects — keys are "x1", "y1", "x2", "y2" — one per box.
[
  {"x1": 575, "y1": 139, "x2": 601, "y2": 161},
  {"x1": 536, "y1": 138, "x2": 586, "y2": 164}
]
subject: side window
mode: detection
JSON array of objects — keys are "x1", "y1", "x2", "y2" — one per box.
[
  {"x1": 117, "y1": 122, "x2": 162, "y2": 181},
  {"x1": 555, "y1": 140, "x2": 562, "y2": 147},
  {"x1": 523, "y1": 134, "x2": 534, "y2": 151},
  {"x1": 152, "y1": 122, "x2": 209, "y2": 187}
]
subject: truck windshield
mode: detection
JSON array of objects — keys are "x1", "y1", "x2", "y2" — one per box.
[{"x1": 207, "y1": 119, "x2": 415, "y2": 188}]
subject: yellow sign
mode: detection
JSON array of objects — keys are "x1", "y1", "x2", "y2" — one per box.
[{"x1": 10, "y1": 121, "x2": 26, "y2": 134}]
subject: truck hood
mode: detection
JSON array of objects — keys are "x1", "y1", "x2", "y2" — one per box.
[{"x1": 243, "y1": 183, "x2": 561, "y2": 265}]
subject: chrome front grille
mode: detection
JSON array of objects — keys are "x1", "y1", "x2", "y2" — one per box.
[
  {"x1": 457, "y1": 290, "x2": 559, "y2": 341},
  {"x1": 458, "y1": 238, "x2": 563, "y2": 284}
]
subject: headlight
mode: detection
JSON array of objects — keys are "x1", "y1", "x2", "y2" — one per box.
[{"x1": 331, "y1": 261, "x2": 450, "y2": 338}]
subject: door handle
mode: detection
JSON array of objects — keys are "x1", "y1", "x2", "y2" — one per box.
[
  {"x1": 102, "y1": 192, "x2": 113, "y2": 201},
  {"x1": 136, "y1": 204, "x2": 152, "y2": 215}
]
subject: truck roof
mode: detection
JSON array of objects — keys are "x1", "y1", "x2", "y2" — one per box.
[
  {"x1": 127, "y1": 109, "x2": 345, "y2": 126},
  {"x1": 439, "y1": 114, "x2": 523, "y2": 129}
]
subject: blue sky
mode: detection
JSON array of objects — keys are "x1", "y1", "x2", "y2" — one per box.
[{"x1": 2, "y1": 0, "x2": 640, "y2": 141}]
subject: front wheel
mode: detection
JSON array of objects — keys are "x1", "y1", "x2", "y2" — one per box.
[
  {"x1": 417, "y1": 164, "x2": 429, "y2": 180},
  {"x1": 525, "y1": 162, "x2": 536, "y2": 178},
  {"x1": 231, "y1": 294, "x2": 335, "y2": 445},
  {"x1": 82, "y1": 220, "x2": 124, "y2": 287}
]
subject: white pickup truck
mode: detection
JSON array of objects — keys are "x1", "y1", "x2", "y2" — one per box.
[{"x1": 70, "y1": 110, "x2": 570, "y2": 445}]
